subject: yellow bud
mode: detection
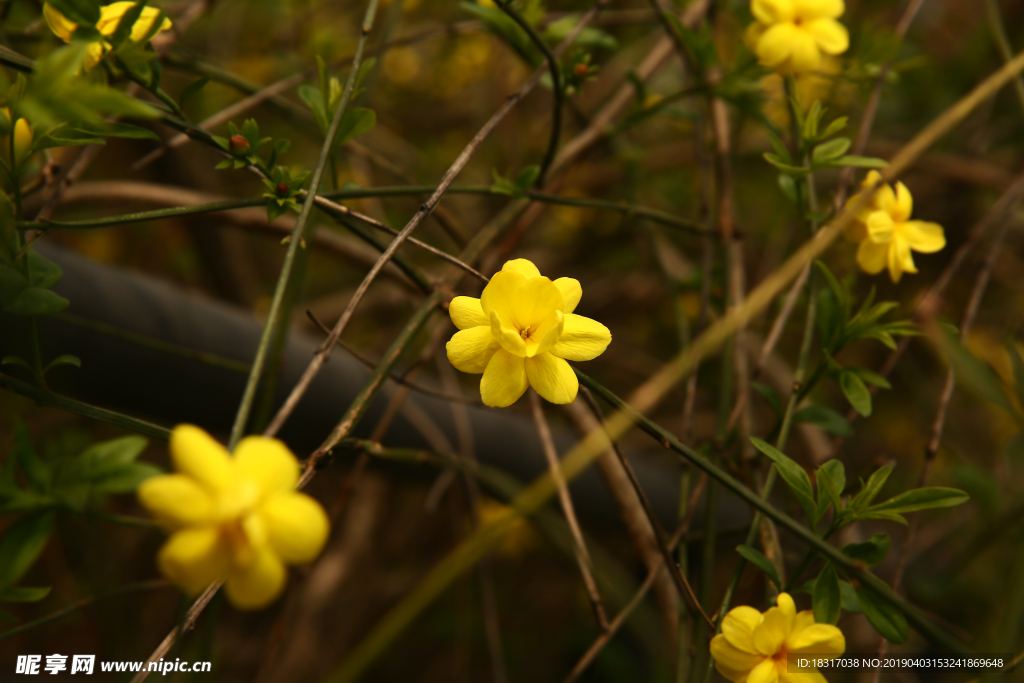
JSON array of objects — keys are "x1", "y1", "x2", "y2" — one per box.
[{"x1": 13, "y1": 118, "x2": 32, "y2": 165}]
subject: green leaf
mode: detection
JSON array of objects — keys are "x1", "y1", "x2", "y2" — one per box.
[
  {"x1": 940, "y1": 330, "x2": 1019, "y2": 418},
  {"x1": 543, "y1": 15, "x2": 618, "y2": 50},
  {"x1": 0, "y1": 585, "x2": 51, "y2": 603},
  {"x1": 81, "y1": 435, "x2": 148, "y2": 471},
  {"x1": 820, "y1": 116, "x2": 849, "y2": 140},
  {"x1": 514, "y1": 164, "x2": 540, "y2": 192},
  {"x1": 815, "y1": 459, "x2": 845, "y2": 519},
  {"x1": 44, "y1": 354, "x2": 81, "y2": 375},
  {"x1": 4, "y1": 287, "x2": 70, "y2": 316},
  {"x1": 794, "y1": 405, "x2": 853, "y2": 437},
  {"x1": 735, "y1": 544, "x2": 781, "y2": 589},
  {"x1": 750, "y1": 437, "x2": 817, "y2": 523},
  {"x1": 852, "y1": 465, "x2": 892, "y2": 511},
  {"x1": 812, "y1": 137, "x2": 851, "y2": 164},
  {"x1": 813, "y1": 563, "x2": 841, "y2": 625},
  {"x1": 179, "y1": 77, "x2": 210, "y2": 108},
  {"x1": 829, "y1": 155, "x2": 888, "y2": 169},
  {"x1": 840, "y1": 371, "x2": 872, "y2": 417},
  {"x1": 763, "y1": 152, "x2": 809, "y2": 175},
  {"x1": 838, "y1": 580, "x2": 862, "y2": 613},
  {"x1": 335, "y1": 107, "x2": 376, "y2": 146},
  {"x1": 865, "y1": 487, "x2": 969, "y2": 516},
  {"x1": 843, "y1": 533, "x2": 891, "y2": 567},
  {"x1": 70, "y1": 121, "x2": 160, "y2": 141},
  {"x1": 849, "y1": 366, "x2": 892, "y2": 390},
  {"x1": 0, "y1": 513, "x2": 55, "y2": 589},
  {"x1": 92, "y1": 462, "x2": 162, "y2": 494},
  {"x1": 13, "y1": 421, "x2": 49, "y2": 494},
  {"x1": 2, "y1": 356, "x2": 31, "y2": 373},
  {"x1": 26, "y1": 251, "x2": 63, "y2": 289},
  {"x1": 777, "y1": 174, "x2": 799, "y2": 205},
  {"x1": 752, "y1": 382, "x2": 783, "y2": 417},
  {"x1": 802, "y1": 100, "x2": 823, "y2": 141},
  {"x1": 856, "y1": 584, "x2": 908, "y2": 643}
]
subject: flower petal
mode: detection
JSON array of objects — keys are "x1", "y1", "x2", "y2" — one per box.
[
  {"x1": 789, "y1": 30, "x2": 823, "y2": 72},
  {"x1": 747, "y1": 657, "x2": 780, "y2": 683},
  {"x1": 794, "y1": 0, "x2": 844, "y2": 20},
  {"x1": 550, "y1": 314, "x2": 611, "y2": 362},
  {"x1": 529, "y1": 310, "x2": 564, "y2": 357},
  {"x1": 510, "y1": 277, "x2": 564, "y2": 330},
  {"x1": 157, "y1": 527, "x2": 229, "y2": 595},
  {"x1": 501, "y1": 258, "x2": 541, "y2": 278},
  {"x1": 757, "y1": 23, "x2": 800, "y2": 67},
  {"x1": 525, "y1": 352, "x2": 578, "y2": 404},
  {"x1": 866, "y1": 210, "x2": 894, "y2": 244},
  {"x1": 711, "y1": 634, "x2": 764, "y2": 680},
  {"x1": 233, "y1": 436, "x2": 299, "y2": 494},
  {"x1": 786, "y1": 622, "x2": 846, "y2": 656},
  {"x1": 781, "y1": 671, "x2": 827, "y2": 683},
  {"x1": 857, "y1": 239, "x2": 889, "y2": 275},
  {"x1": 803, "y1": 19, "x2": 848, "y2": 55},
  {"x1": 169, "y1": 424, "x2": 234, "y2": 492},
  {"x1": 480, "y1": 349, "x2": 529, "y2": 407},
  {"x1": 722, "y1": 605, "x2": 763, "y2": 654},
  {"x1": 888, "y1": 235, "x2": 916, "y2": 282},
  {"x1": 43, "y1": 3, "x2": 77, "y2": 42},
  {"x1": 491, "y1": 311, "x2": 528, "y2": 357},
  {"x1": 224, "y1": 544, "x2": 287, "y2": 610},
  {"x1": 138, "y1": 474, "x2": 217, "y2": 527},
  {"x1": 902, "y1": 220, "x2": 945, "y2": 253},
  {"x1": 753, "y1": 595, "x2": 795, "y2": 656},
  {"x1": 450, "y1": 296, "x2": 489, "y2": 330},
  {"x1": 480, "y1": 271, "x2": 526, "y2": 328},
  {"x1": 752, "y1": 0, "x2": 794, "y2": 24},
  {"x1": 553, "y1": 277, "x2": 582, "y2": 314},
  {"x1": 259, "y1": 491, "x2": 330, "y2": 564},
  {"x1": 447, "y1": 325, "x2": 501, "y2": 372},
  {"x1": 873, "y1": 182, "x2": 898, "y2": 216},
  {"x1": 893, "y1": 182, "x2": 913, "y2": 222},
  {"x1": 128, "y1": 6, "x2": 173, "y2": 42},
  {"x1": 84, "y1": 43, "x2": 106, "y2": 71}
]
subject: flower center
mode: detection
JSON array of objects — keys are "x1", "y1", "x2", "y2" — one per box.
[
  {"x1": 793, "y1": 16, "x2": 803, "y2": 26},
  {"x1": 518, "y1": 324, "x2": 536, "y2": 340},
  {"x1": 220, "y1": 519, "x2": 255, "y2": 567}
]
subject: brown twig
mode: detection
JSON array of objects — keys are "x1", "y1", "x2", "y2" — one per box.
[
  {"x1": 564, "y1": 473, "x2": 708, "y2": 683},
  {"x1": 530, "y1": 391, "x2": 610, "y2": 631}
]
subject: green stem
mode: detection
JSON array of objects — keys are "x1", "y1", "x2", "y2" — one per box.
[
  {"x1": 227, "y1": 0, "x2": 381, "y2": 450},
  {"x1": 0, "y1": 372, "x2": 171, "y2": 439}
]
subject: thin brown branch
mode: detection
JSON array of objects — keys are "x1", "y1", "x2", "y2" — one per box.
[{"x1": 530, "y1": 391, "x2": 610, "y2": 631}]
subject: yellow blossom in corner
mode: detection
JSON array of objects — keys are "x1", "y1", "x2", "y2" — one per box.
[
  {"x1": 746, "y1": 0, "x2": 849, "y2": 74},
  {"x1": 43, "y1": 2, "x2": 173, "y2": 71},
  {"x1": 12, "y1": 118, "x2": 32, "y2": 166},
  {"x1": 844, "y1": 170, "x2": 946, "y2": 283},
  {"x1": 711, "y1": 592, "x2": 845, "y2": 682},
  {"x1": 446, "y1": 258, "x2": 611, "y2": 407},
  {"x1": 138, "y1": 425, "x2": 329, "y2": 610}
]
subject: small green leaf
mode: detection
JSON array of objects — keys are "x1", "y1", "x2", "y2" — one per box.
[
  {"x1": 44, "y1": 354, "x2": 81, "y2": 375},
  {"x1": 840, "y1": 371, "x2": 872, "y2": 417},
  {"x1": 750, "y1": 438, "x2": 817, "y2": 523},
  {"x1": 812, "y1": 137, "x2": 851, "y2": 164},
  {"x1": 829, "y1": 155, "x2": 888, "y2": 169},
  {"x1": 813, "y1": 563, "x2": 841, "y2": 625},
  {"x1": 514, "y1": 164, "x2": 541, "y2": 192},
  {"x1": 180, "y1": 77, "x2": 210, "y2": 108},
  {"x1": 843, "y1": 533, "x2": 891, "y2": 567},
  {"x1": 852, "y1": 465, "x2": 892, "y2": 511},
  {"x1": 763, "y1": 152, "x2": 809, "y2": 175},
  {"x1": 838, "y1": 580, "x2": 861, "y2": 613},
  {"x1": 849, "y1": 366, "x2": 892, "y2": 390},
  {"x1": 335, "y1": 107, "x2": 376, "y2": 146},
  {"x1": 855, "y1": 584, "x2": 908, "y2": 643},
  {"x1": 2, "y1": 356, "x2": 31, "y2": 373},
  {"x1": 794, "y1": 405, "x2": 853, "y2": 437},
  {"x1": 13, "y1": 421, "x2": 49, "y2": 494},
  {"x1": 92, "y1": 462, "x2": 163, "y2": 493},
  {"x1": 820, "y1": 116, "x2": 849, "y2": 140},
  {"x1": 865, "y1": 487, "x2": 969, "y2": 516},
  {"x1": 0, "y1": 585, "x2": 51, "y2": 603},
  {"x1": 777, "y1": 174, "x2": 799, "y2": 204},
  {"x1": 0, "y1": 513, "x2": 55, "y2": 589},
  {"x1": 26, "y1": 251, "x2": 63, "y2": 289},
  {"x1": 815, "y1": 459, "x2": 845, "y2": 519},
  {"x1": 736, "y1": 544, "x2": 781, "y2": 589}
]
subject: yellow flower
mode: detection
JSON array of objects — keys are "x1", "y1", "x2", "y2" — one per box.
[
  {"x1": 710, "y1": 592, "x2": 845, "y2": 682},
  {"x1": 138, "y1": 425, "x2": 329, "y2": 610},
  {"x1": 746, "y1": 0, "x2": 849, "y2": 73},
  {"x1": 844, "y1": 171, "x2": 946, "y2": 283},
  {"x1": 13, "y1": 118, "x2": 32, "y2": 166},
  {"x1": 43, "y1": 2, "x2": 173, "y2": 71},
  {"x1": 446, "y1": 258, "x2": 611, "y2": 408}
]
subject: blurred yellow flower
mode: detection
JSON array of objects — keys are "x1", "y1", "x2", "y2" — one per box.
[
  {"x1": 711, "y1": 592, "x2": 845, "y2": 682},
  {"x1": 746, "y1": 0, "x2": 849, "y2": 73},
  {"x1": 43, "y1": 1, "x2": 173, "y2": 71},
  {"x1": 476, "y1": 499, "x2": 536, "y2": 558},
  {"x1": 138, "y1": 425, "x2": 329, "y2": 610},
  {"x1": 13, "y1": 118, "x2": 32, "y2": 165},
  {"x1": 446, "y1": 258, "x2": 611, "y2": 407},
  {"x1": 844, "y1": 170, "x2": 946, "y2": 283}
]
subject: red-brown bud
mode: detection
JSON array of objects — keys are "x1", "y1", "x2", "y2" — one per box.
[
  {"x1": 276, "y1": 183, "x2": 290, "y2": 195},
  {"x1": 229, "y1": 134, "x2": 250, "y2": 154}
]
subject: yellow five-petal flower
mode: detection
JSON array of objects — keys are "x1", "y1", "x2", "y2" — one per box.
[
  {"x1": 138, "y1": 425, "x2": 329, "y2": 610},
  {"x1": 844, "y1": 170, "x2": 946, "y2": 283},
  {"x1": 711, "y1": 592, "x2": 846, "y2": 682},
  {"x1": 746, "y1": 0, "x2": 849, "y2": 74},
  {"x1": 446, "y1": 258, "x2": 611, "y2": 407},
  {"x1": 43, "y1": 2, "x2": 173, "y2": 71}
]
